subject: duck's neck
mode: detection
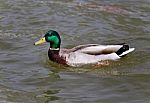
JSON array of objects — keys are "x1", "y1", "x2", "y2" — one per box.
[
  {"x1": 49, "y1": 43, "x2": 59, "y2": 50},
  {"x1": 49, "y1": 47, "x2": 60, "y2": 51},
  {"x1": 48, "y1": 35, "x2": 61, "y2": 49}
]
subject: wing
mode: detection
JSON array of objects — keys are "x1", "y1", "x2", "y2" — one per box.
[
  {"x1": 69, "y1": 44, "x2": 99, "y2": 52},
  {"x1": 78, "y1": 44, "x2": 123, "y2": 55},
  {"x1": 65, "y1": 44, "x2": 134, "y2": 56}
]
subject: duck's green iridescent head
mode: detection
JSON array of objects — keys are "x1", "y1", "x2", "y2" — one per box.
[{"x1": 34, "y1": 30, "x2": 61, "y2": 49}]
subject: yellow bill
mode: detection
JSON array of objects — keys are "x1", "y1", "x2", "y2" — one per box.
[{"x1": 34, "y1": 37, "x2": 46, "y2": 45}]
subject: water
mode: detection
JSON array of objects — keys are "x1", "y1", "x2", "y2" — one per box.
[{"x1": 0, "y1": 0, "x2": 150, "y2": 103}]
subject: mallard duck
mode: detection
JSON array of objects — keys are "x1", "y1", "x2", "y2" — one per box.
[{"x1": 34, "y1": 30, "x2": 135, "y2": 67}]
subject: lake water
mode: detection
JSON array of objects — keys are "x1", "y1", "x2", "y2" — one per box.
[{"x1": 0, "y1": 0, "x2": 150, "y2": 103}]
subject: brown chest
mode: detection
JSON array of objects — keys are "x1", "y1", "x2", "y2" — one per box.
[{"x1": 48, "y1": 50, "x2": 66, "y2": 65}]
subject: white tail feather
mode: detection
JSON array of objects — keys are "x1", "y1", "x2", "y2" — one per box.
[{"x1": 119, "y1": 48, "x2": 135, "y2": 57}]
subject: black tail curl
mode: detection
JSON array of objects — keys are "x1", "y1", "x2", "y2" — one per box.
[{"x1": 116, "y1": 44, "x2": 129, "y2": 57}]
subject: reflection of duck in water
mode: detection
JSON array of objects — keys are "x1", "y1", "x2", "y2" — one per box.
[{"x1": 34, "y1": 30, "x2": 135, "y2": 67}]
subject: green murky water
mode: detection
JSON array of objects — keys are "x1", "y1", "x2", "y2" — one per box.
[{"x1": 0, "y1": 0, "x2": 150, "y2": 103}]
